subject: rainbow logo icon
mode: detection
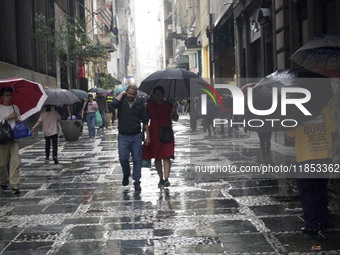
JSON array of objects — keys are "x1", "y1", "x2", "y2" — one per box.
[{"x1": 198, "y1": 82, "x2": 223, "y2": 107}]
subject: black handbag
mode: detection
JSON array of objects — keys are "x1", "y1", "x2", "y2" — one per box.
[
  {"x1": 159, "y1": 126, "x2": 173, "y2": 143},
  {"x1": 155, "y1": 106, "x2": 173, "y2": 143},
  {"x1": 0, "y1": 120, "x2": 14, "y2": 144}
]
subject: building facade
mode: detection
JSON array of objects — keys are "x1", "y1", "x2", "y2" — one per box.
[
  {"x1": 0, "y1": 0, "x2": 58, "y2": 87},
  {"x1": 164, "y1": 0, "x2": 340, "y2": 145},
  {"x1": 164, "y1": 0, "x2": 340, "y2": 80},
  {"x1": 0, "y1": 0, "x2": 122, "y2": 91}
]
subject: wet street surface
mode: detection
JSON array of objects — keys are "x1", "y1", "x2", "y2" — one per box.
[{"x1": 1, "y1": 115, "x2": 340, "y2": 254}]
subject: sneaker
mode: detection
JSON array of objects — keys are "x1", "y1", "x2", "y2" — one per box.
[
  {"x1": 134, "y1": 181, "x2": 141, "y2": 192},
  {"x1": 122, "y1": 174, "x2": 130, "y2": 186},
  {"x1": 158, "y1": 179, "x2": 165, "y2": 188},
  {"x1": 164, "y1": 179, "x2": 170, "y2": 187},
  {"x1": 11, "y1": 187, "x2": 20, "y2": 195},
  {"x1": 1, "y1": 184, "x2": 7, "y2": 191}
]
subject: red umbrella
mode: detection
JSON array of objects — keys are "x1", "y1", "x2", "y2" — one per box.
[{"x1": 0, "y1": 77, "x2": 47, "y2": 120}]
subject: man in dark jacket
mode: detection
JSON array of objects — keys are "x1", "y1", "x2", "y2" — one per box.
[
  {"x1": 112, "y1": 85, "x2": 150, "y2": 192},
  {"x1": 96, "y1": 93, "x2": 108, "y2": 129}
]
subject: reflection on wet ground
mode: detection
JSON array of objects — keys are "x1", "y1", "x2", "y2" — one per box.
[{"x1": 0, "y1": 115, "x2": 339, "y2": 254}]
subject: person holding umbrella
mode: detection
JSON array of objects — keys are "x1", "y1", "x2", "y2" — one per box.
[
  {"x1": 286, "y1": 101, "x2": 338, "y2": 234},
  {"x1": 112, "y1": 85, "x2": 150, "y2": 192},
  {"x1": 0, "y1": 87, "x2": 21, "y2": 195},
  {"x1": 32, "y1": 105, "x2": 62, "y2": 164},
  {"x1": 290, "y1": 33, "x2": 340, "y2": 158},
  {"x1": 95, "y1": 92, "x2": 108, "y2": 131},
  {"x1": 81, "y1": 94, "x2": 98, "y2": 141},
  {"x1": 143, "y1": 86, "x2": 179, "y2": 188},
  {"x1": 289, "y1": 34, "x2": 340, "y2": 234}
]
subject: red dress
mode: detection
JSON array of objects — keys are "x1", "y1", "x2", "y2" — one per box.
[{"x1": 143, "y1": 101, "x2": 175, "y2": 160}]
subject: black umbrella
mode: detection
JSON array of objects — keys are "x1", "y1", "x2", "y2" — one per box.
[
  {"x1": 89, "y1": 87, "x2": 106, "y2": 94},
  {"x1": 243, "y1": 69, "x2": 334, "y2": 131},
  {"x1": 290, "y1": 33, "x2": 340, "y2": 70},
  {"x1": 70, "y1": 89, "x2": 88, "y2": 100},
  {"x1": 139, "y1": 69, "x2": 208, "y2": 98}
]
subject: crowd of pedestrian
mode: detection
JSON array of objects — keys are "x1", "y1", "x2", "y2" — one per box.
[
  {"x1": 0, "y1": 34, "x2": 339, "y2": 239},
  {"x1": 1, "y1": 80, "x2": 339, "y2": 237}
]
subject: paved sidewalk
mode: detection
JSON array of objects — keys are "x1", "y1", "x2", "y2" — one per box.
[{"x1": 0, "y1": 115, "x2": 339, "y2": 254}]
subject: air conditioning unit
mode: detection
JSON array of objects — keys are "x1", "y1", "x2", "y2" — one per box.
[{"x1": 185, "y1": 37, "x2": 200, "y2": 49}]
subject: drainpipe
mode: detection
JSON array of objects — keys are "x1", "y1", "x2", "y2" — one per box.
[{"x1": 208, "y1": 13, "x2": 214, "y2": 83}]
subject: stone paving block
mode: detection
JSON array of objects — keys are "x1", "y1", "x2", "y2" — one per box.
[
  {"x1": 106, "y1": 240, "x2": 154, "y2": 255},
  {"x1": 219, "y1": 234, "x2": 275, "y2": 253},
  {"x1": 62, "y1": 217, "x2": 102, "y2": 225},
  {"x1": 42, "y1": 204, "x2": 80, "y2": 214},
  {"x1": 4, "y1": 241, "x2": 54, "y2": 254},
  {"x1": 0, "y1": 228, "x2": 23, "y2": 241},
  {"x1": 211, "y1": 220, "x2": 258, "y2": 234},
  {"x1": 250, "y1": 204, "x2": 302, "y2": 216},
  {"x1": 69, "y1": 225, "x2": 107, "y2": 240},
  {"x1": 275, "y1": 231, "x2": 340, "y2": 253},
  {"x1": 261, "y1": 216, "x2": 303, "y2": 232},
  {"x1": 108, "y1": 222, "x2": 153, "y2": 230},
  {"x1": 176, "y1": 243, "x2": 225, "y2": 254},
  {"x1": 6, "y1": 205, "x2": 46, "y2": 216},
  {"x1": 229, "y1": 187, "x2": 263, "y2": 197},
  {"x1": 56, "y1": 241, "x2": 106, "y2": 255}
]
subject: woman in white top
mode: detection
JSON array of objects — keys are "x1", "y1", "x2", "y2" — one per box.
[
  {"x1": 0, "y1": 88, "x2": 21, "y2": 194},
  {"x1": 32, "y1": 105, "x2": 62, "y2": 164},
  {"x1": 81, "y1": 94, "x2": 98, "y2": 140}
]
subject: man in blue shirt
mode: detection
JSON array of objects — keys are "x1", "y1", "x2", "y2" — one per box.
[{"x1": 112, "y1": 85, "x2": 150, "y2": 192}]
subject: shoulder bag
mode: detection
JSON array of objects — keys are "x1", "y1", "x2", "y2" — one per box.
[
  {"x1": 155, "y1": 104, "x2": 173, "y2": 143},
  {"x1": 0, "y1": 120, "x2": 14, "y2": 144}
]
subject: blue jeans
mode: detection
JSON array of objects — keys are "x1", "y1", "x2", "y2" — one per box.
[
  {"x1": 118, "y1": 133, "x2": 143, "y2": 182},
  {"x1": 85, "y1": 112, "x2": 96, "y2": 138}
]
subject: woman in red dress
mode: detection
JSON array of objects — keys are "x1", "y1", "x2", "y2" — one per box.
[{"x1": 143, "y1": 86, "x2": 179, "y2": 187}]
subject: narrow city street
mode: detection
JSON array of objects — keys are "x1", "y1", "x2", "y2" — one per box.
[{"x1": 0, "y1": 115, "x2": 340, "y2": 254}]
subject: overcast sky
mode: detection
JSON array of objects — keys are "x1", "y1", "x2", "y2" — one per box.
[{"x1": 134, "y1": 0, "x2": 164, "y2": 83}]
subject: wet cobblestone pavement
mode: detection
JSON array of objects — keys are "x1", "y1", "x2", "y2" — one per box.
[{"x1": 1, "y1": 115, "x2": 340, "y2": 254}]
